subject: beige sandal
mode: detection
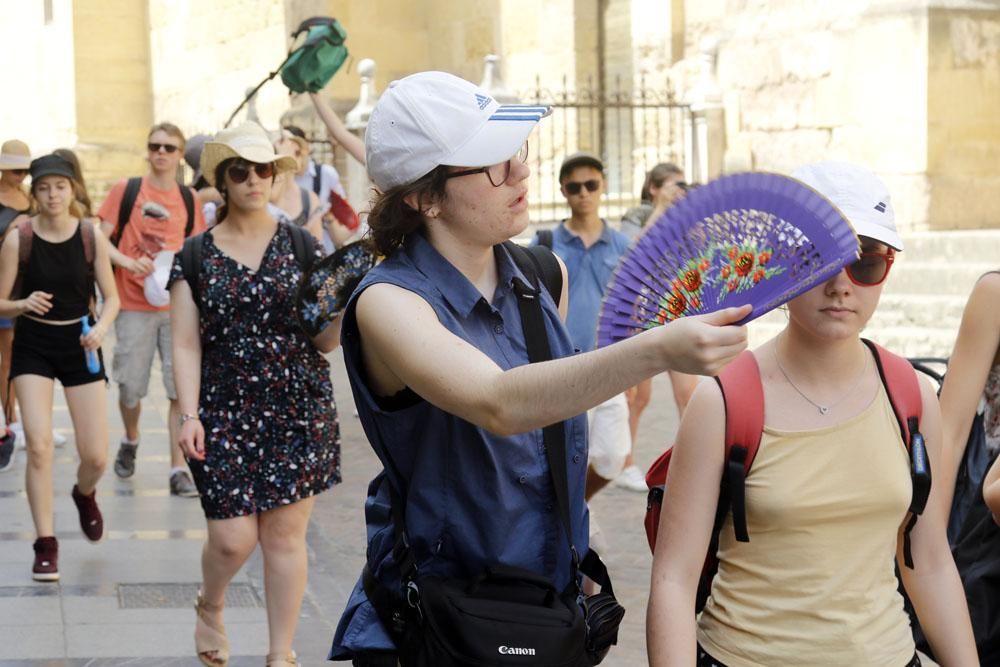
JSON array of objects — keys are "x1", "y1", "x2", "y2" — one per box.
[
  {"x1": 265, "y1": 650, "x2": 298, "y2": 666},
  {"x1": 195, "y1": 592, "x2": 230, "y2": 666}
]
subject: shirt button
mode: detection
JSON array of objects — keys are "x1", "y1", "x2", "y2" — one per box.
[
  {"x1": 494, "y1": 324, "x2": 504, "y2": 335},
  {"x1": 573, "y1": 454, "x2": 581, "y2": 463},
  {"x1": 518, "y1": 475, "x2": 527, "y2": 484}
]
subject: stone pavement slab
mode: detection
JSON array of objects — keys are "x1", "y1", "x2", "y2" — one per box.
[{"x1": 0, "y1": 339, "x2": 680, "y2": 665}]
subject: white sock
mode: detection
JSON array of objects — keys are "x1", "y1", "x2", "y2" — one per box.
[
  {"x1": 121, "y1": 437, "x2": 139, "y2": 446},
  {"x1": 170, "y1": 466, "x2": 187, "y2": 476}
]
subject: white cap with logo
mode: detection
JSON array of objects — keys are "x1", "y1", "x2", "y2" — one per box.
[
  {"x1": 791, "y1": 161, "x2": 903, "y2": 251},
  {"x1": 365, "y1": 71, "x2": 551, "y2": 191}
]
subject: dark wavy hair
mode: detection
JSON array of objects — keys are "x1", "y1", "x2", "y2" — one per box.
[
  {"x1": 366, "y1": 166, "x2": 450, "y2": 257},
  {"x1": 640, "y1": 162, "x2": 683, "y2": 202},
  {"x1": 213, "y1": 159, "x2": 234, "y2": 224}
]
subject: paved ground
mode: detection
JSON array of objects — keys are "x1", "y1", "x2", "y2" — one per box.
[{"x1": 0, "y1": 341, "x2": 681, "y2": 666}]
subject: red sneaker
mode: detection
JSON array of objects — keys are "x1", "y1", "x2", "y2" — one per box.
[
  {"x1": 32, "y1": 537, "x2": 59, "y2": 582},
  {"x1": 71, "y1": 484, "x2": 104, "y2": 542}
]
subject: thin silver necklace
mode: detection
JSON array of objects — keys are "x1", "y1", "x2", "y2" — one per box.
[{"x1": 774, "y1": 338, "x2": 869, "y2": 415}]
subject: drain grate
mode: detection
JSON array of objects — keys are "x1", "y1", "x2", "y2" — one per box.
[{"x1": 118, "y1": 582, "x2": 262, "y2": 609}]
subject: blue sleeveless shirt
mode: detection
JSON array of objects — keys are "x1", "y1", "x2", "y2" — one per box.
[{"x1": 330, "y1": 232, "x2": 590, "y2": 657}]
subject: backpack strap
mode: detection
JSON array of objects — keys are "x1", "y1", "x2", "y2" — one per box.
[
  {"x1": 714, "y1": 350, "x2": 765, "y2": 543},
  {"x1": 312, "y1": 163, "x2": 322, "y2": 195},
  {"x1": 503, "y1": 241, "x2": 563, "y2": 309},
  {"x1": 287, "y1": 223, "x2": 317, "y2": 272},
  {"x1": 179, "y1": 233, "x2": 205, "y2": 310},
  {"x1": 112, "y1": 177, "x2": 143, "y2": 247},
  {"x1": 536, "y1": 228, "x2": 554, "y2": 250},
  {"x1": 12, "y1": 219, "x2": 34, "y2": 299},
  {"x1": 863, "y1": 338, "x2": 929, "y2": 569},
  {"x1": 299, "y1": 187, "x2": 312, "y2": 223},
  {"x1": 180, "y1": 185, "x2": 196, "y2": 238}
]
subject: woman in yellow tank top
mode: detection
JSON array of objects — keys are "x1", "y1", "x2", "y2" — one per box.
[{"x1": 647, "y1": 162, "x2": 978, "y2": 667}]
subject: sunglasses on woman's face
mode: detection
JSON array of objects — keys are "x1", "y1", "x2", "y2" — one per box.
[
  {"x1": 147, "y1": 142, "x2": 180, "y2": 154},
  {"x1": 10, "y1": 169, "x2": 28, "y2": 176},
  {"x1": 226, "y1": 160, "x2": 275, "y2": 184},
  {"x1": 563, "y1": 179, "x2": 600, "y2": 196},
  {"x1": 845, "y1": 251, "x2": 895, "y2": 286}
]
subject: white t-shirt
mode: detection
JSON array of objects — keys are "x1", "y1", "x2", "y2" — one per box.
[{"x1": 295, "y1": 161, "x2": 346, "y2": 203}]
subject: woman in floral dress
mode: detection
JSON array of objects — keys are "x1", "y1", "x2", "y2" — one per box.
[{"x1": 169, "y1": 123, "x2": 342, "y2": 667}]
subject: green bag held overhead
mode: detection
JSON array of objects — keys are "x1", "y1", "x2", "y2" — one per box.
[{"x1": 281, "y1": 18, "x2": 349, "y2": 94}]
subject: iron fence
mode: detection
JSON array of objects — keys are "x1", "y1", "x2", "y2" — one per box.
[{"x1": 521, "y1": 73, "x2": 692, "y2": 226}]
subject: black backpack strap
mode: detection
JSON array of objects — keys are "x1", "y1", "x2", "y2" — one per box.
[
  {"x1": 536, "y1": 228, "x2": 554, "y2": 250},
  {"x1": 312, "y1": 164, "x2": 322, "y2": 195},
  {"x1": 504, "y1": 241, "x2": 563, "y2": 309},
  {"x1": 286, "y1": 223, "x2": 317, "y2": 272},
  {"x1": 180, "y1": 185, "x2": 196, "y2": 238},
  {"x1": 179, "y1": 234, "x2": 204, "y2": 310},
  {"x1": 112, "y1": 177, "x2": 142, "y2": 247}
]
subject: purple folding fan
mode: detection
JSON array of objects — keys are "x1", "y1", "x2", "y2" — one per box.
[{"x1": 596, "y1": 172, "x2": 859, "y2": 348}]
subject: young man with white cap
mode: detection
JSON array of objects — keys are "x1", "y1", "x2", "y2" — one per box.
[
  {"x1": 329, "y1": 70, "x2": 750, "y2": 665},
  {"x1": 648, "y1": 162, "x2": 977, "y2": 666},
  {"x1": 97, "y1": 122, "x2": 206, "y2": 497}
]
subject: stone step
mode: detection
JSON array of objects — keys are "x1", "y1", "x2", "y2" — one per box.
[
  {"x1": 880, "y1": 260, "x2": 990, "y2": 296},
  {"x1": 902, "y1": 230, "x2": 1000, "y2": 265}
]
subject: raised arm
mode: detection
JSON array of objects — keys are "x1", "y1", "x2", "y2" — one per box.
[
  {"x1": 938, "y1": 273, "x2": 1000, "y2": 512},
  {"x1": 647, "y1": 379, "x2": 726, "y2": 666},
  {"x1": 355, "y1": 282, "x2": 748, "y2": 435},
  {"x1": 308, "y1": 92, "x2": 366, "y2": 164},
  {"x1": 898, "y1": 377, "x2": 978, "y2": 666}
]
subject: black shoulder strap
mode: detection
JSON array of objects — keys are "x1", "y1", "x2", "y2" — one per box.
[
  {"x1": 179, "y1": 185, "x2": 195, "y2": 238},
  {"x1": 312, "y1": 164, "x2": 322, "y2": 195},
  {"x1": 504, "y1": 241, "x2": 563, "y2": 308},
  {"x1": 537, "y1": 228, "x2": 554, "y2": 250},
  {"x1": 299, "y1": 187, "x2": 311, "y2": 221},
  {"x1": 179, "y1": 234, "x2": 204, "y2": 310},
  {"x1": 287, "y1": 223, "x2": 316, "y2": 271},
  {"x1": 113, "y1": 177, "x2": 143, "y2": 247}
]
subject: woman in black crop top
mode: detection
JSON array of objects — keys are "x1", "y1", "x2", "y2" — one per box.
[{"x1": 0, "y1": 154, "x2": 120, "y2": 583}]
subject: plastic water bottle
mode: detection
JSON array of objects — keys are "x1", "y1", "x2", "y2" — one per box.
[{"x1": 79, "y1": 317, "x2": 101, "y2": 374}]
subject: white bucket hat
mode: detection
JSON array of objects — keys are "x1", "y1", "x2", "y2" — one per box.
[
  {"x1": 791, "y1": 161, "x2": 903, "y2": 251},
  {"x1": 200, "y1": 122, "x2": 298, "y2": 186},
  {"x1": 365, "y1": 71, "x2": 551, "y2": 191}
]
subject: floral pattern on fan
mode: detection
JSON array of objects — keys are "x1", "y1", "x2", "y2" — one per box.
[
  {"x1": 296, "y1": 241, "x2": 377, "y2": 338},
  {"x1": 597, "y1": 172, "x2": 859, "y2": 347}
]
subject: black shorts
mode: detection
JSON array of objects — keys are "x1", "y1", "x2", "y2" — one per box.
[{"x1": 9, "y1": 316, "x2": 106, "y2": 387}]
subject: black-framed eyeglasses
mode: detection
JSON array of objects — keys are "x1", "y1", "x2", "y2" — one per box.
[
  {"x1": 445, "y1": 142, "x2": 529, "y2": 187},
  {"x1": 147, "y1": 142, "x2": 180, "y2": 154},
  {"x1": 845, "y1": 251, "x2": 895, "y2": 286},
  {"x1": 563, "y1": 179, "x2": 601, "y2": 196},
  {"x1": 226, "y1": 160, "x2": 275, "y2": 184}
]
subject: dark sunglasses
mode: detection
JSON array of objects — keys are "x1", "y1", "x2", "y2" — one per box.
[
  {"x1": 147, "y1": 142, "x2": 180, "y2": 154},
  {"x1": 445, "y1": 142, "x2": 529, "y2": 188},
  {"x1": 845, "y1": 251, "x2": 895, "y2": 286},
  {"x1": 10, "y1": 169, "x2": 28, "y2": 176},
  {"x1": 226, "y1": 160, "x2": 275, "y2": 184},
  {"x1": 564, "y1": 179, "x2": 600, "y2": 196}
]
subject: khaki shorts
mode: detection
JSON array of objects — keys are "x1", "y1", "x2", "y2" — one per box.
[
  {"x1": 112, "y1": 310, "x2": 176, "y2": 407},
  {"x1": 587, "y1": 393, "x2": 631, "y2": 480}
]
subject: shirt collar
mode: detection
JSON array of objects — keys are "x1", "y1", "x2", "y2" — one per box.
[
  {"x1": 556, "y1": 219, "x2": 611, "y2": 245},
  {"x1": 405, "y1": 233, "x2": 506, "y2": 317}
]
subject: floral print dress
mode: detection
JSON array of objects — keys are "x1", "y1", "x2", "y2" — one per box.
[{"x1": 168, "y1": 223, "x2": 341, "y2": 519}]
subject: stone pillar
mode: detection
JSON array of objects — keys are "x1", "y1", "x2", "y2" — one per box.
[
  {"x1": 478, "y1": 55, "x2": 519, "y2": 103},
  {"x1": 683, "y1": 37, "x2": 725, "y2": 184},
  {"x1": 344, "y1": 58, "x2": 378, "y2": 209}
]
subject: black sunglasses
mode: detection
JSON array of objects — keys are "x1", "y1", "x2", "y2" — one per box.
[
  {"x1": 10, "y1": 169, "x2": 28, "y2": 176},
  {"x1": 845, "y1": 251, "x2": 895, "y2": 286},
  {"x1": 564, "y1": 179, "x2": 600, "y2": 196},
  {"x1": 226, "y1": 160, "x2": 275, "y2": 184},
  {"x1": 445, "y1": 142, "x2": 529, "y2": 188},
  {"x1": 147, "y1": 142, "x2": 180, "y2": 154}
]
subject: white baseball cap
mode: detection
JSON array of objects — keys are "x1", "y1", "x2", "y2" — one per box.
[
  {"x1": 365, "y1": 71, "x2": 552, "y2": 191},
  {"x1": 791, "y1": 161, "x2": 903, "y2": 251}
]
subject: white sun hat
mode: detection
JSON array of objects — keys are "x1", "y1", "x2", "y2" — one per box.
[
  {"x1": 791, "y1": 161, "x2": 903, "y2": 251},
  {"x1": 365, "y1": 71, "x2": 551, "y2": 191}
]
